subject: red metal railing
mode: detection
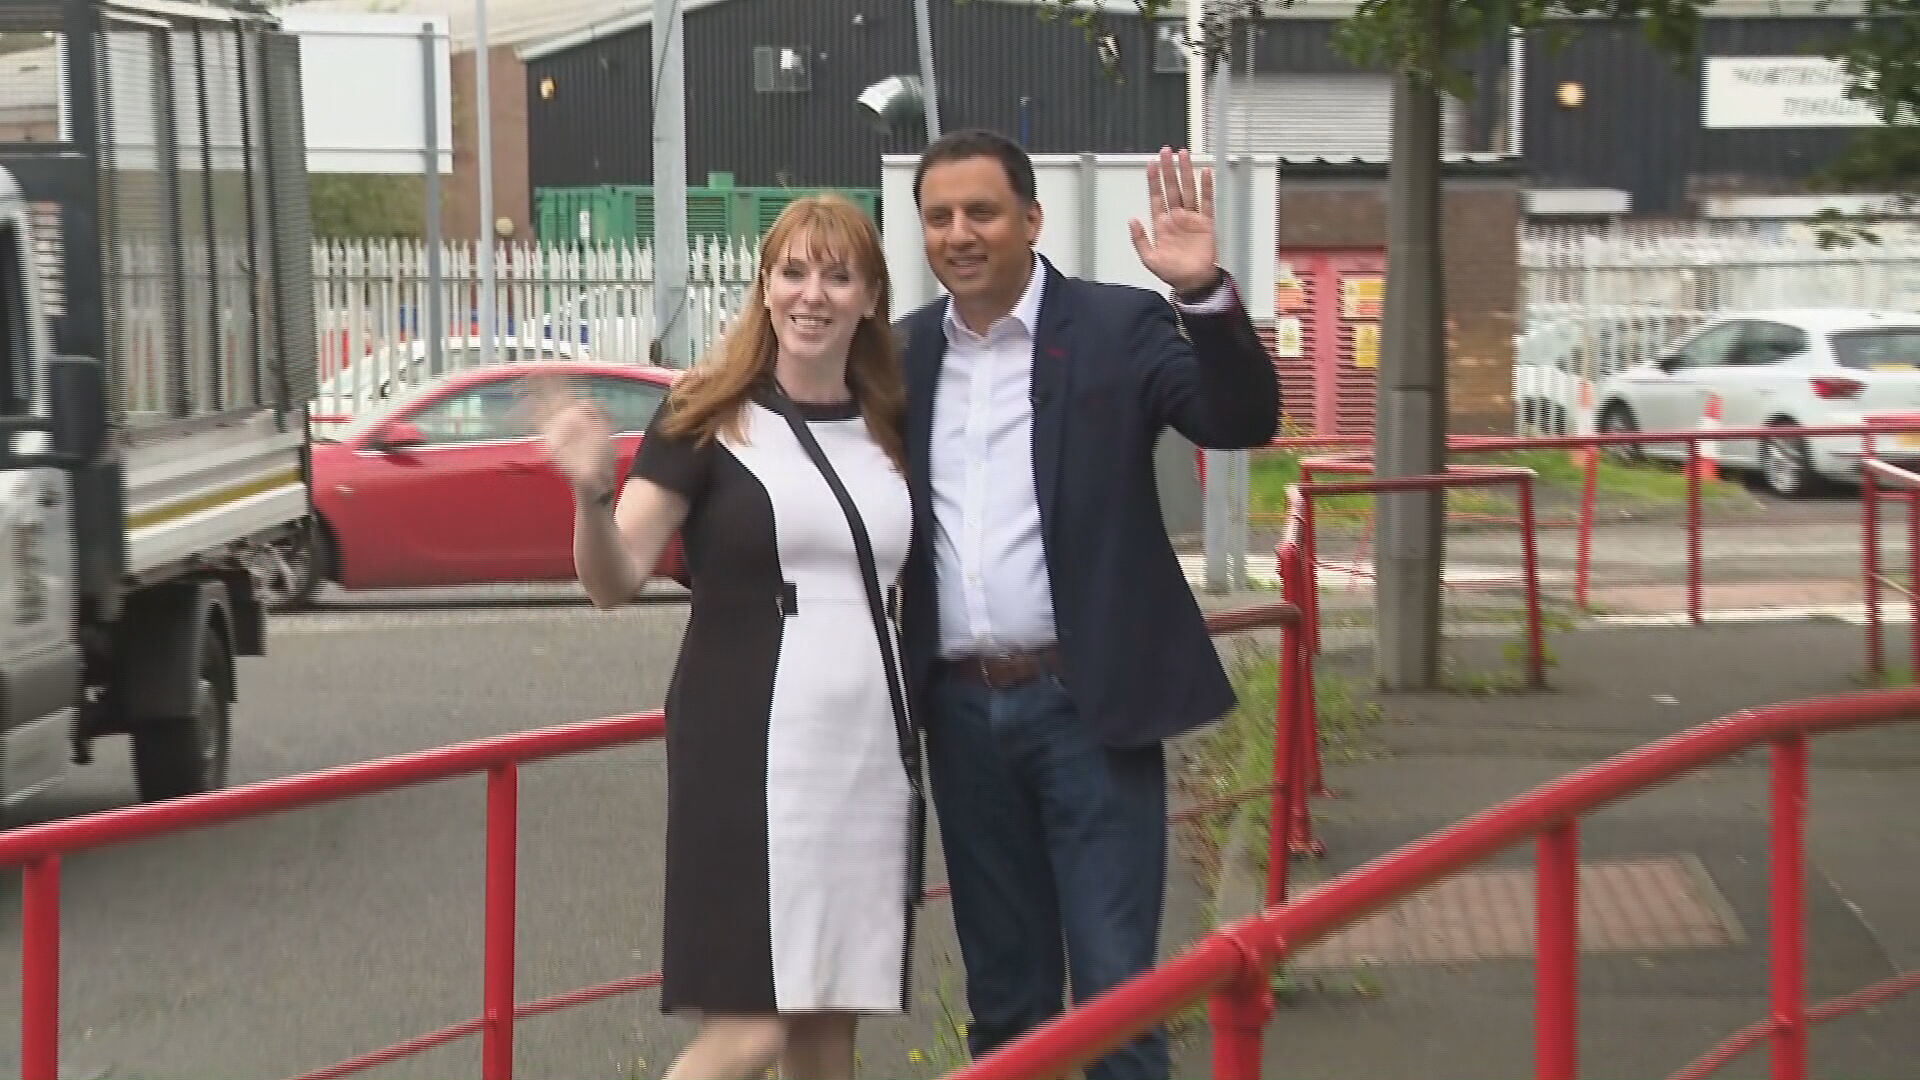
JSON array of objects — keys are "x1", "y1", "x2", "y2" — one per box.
[
  {"x1": 1264, "y1": 421, "x2": 1920, "y2": 626},
  {"x1": 1286, "y1": 462, "x2": 1547, "y2": 675},
  {"x1": 0, "y1": 711, "x2": 668, "y2": 1080},
  {"x1": 938, "y1": 689, "x2": 1920, "y2": 1080},
  {"x1": 1269, "y1": 467, "x2": 1546, "y2": 872},
  {"x1": 3, "y1": 603, "x2": 1309, "y2": 1080},
  {"x1": 1861, "y1": 457, "x2": 1920, "y2": 682}
]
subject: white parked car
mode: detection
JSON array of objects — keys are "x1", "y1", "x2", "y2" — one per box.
[
  {"x1": 1593, "y1": 308, "x2": 1920, "y2": 496},
  {"x1": 1514, "y1": 309, "x2": 1701, "y2": 435}
]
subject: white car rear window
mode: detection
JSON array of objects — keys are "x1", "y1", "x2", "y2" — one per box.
[{"x1": 1832, "y1": 329, "x2": 1920, "y2": 371}]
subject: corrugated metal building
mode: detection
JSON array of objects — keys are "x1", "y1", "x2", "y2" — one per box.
[
  {"x1": 516, "y1": 0, "x2": 1893, "y2": 224},
  {"x1": 521, "y1": 0, "x2": 1183, "y2": 191},
  {"x1": 1195, "y1": 13, "x2": 1506, "y2": 161},
  {"x1": 1519, "y1": 1, "x2": 1893, "y2": 220},
  {"x1": 516, "y1": 0, "x2": 1507, "y2": 193}
]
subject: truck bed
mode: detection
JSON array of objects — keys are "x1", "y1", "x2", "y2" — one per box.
[{"x1": 124, "y1": 412, "x2": 306, "y2": 577}]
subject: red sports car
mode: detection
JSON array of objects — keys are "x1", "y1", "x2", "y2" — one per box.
[{"x1": 298, "y1": 360, "x2": 686, "y2": 601}]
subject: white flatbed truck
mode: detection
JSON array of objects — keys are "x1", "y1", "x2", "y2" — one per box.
[{"x1": 0, "y1": 0, "x2": 319, "y2": 812}]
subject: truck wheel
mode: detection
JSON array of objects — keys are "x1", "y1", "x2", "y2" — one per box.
[{"x1": 132, "y1": 624, "x2": 233, "y2": 802}]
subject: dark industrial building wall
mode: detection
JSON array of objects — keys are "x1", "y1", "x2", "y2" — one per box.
[
  {"x1": 526, "y1": 0, "x2": 1188, "y2": 193},
  {"x1": 1522, "y1": 17, "x2": 1867, "y2": 214},
  {"x1": 1247, "y1": 19, "x2": 1511, "y2": 153}
]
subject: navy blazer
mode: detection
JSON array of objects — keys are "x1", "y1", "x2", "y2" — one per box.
[{"x1": 896, "y1": 259, "x2": 1280, "y2": 749}]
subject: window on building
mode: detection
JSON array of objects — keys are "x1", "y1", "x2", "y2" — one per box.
[
  {"x1": 1152, "y1": 21, "x2": 1188, "y2": 74},
  {"x1": 753, "y1": 46, "x2": 811, "y2": 93}
]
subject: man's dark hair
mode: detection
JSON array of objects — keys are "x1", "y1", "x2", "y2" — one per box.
[{"x1": 912, "y1": 128, "x2": 1037, "y2": 207}]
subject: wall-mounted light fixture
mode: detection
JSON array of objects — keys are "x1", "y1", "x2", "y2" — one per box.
[
  {"x1": 539, "y1": 76, "x2": 557, "y2": 100},
  {"x1": 1556, "y1": 81, "x2": 1585, "y2": 109},
  {"x1": 856, "y1": 74, "x2": 925, "y2": 133}
]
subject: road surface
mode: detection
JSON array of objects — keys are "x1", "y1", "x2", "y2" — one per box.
[{"x1": 0, "y1": 587, "x2": 1213, "y2": 1080}]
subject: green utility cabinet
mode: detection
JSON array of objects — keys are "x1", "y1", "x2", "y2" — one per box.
[{"x1": 536, "y1": 174, "x2": 881, "y2": 244}]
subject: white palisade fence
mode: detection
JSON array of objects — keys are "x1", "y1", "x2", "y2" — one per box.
[
  {"x1": 1514, "y1": 228, "x2": 1920, "y2": 434},
  {"x1": 310, "y1": 237, "x2": 760, "y2": 420}
]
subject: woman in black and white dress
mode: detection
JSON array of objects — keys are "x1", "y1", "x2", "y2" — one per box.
[{"x1": 531, "y1": 194, "x2": 916, "y2": 1080}]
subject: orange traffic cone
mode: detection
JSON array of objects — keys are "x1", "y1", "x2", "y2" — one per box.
[
  {"x1": 1570, "y1": 378, "x2": 1595, "y2": 470},
  {"x1": 1693, "y1": 393, "x2": 1722, "y2": 483}
]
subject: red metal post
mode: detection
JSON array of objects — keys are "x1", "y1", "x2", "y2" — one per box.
[
  {"x1": 1518, "y1": 474, "x2": 1547, "y2": 689},
  {"x1": 1685, "y1": 441, "x2": 1704, "y2": 625},
  {"x1": 1906, "y1": 494, "x2": 1920, "y2": 679},
  {"x1": 1289, "y1": 574, "x2": 1325, "y2": 860},
  {"x1": 483, "y1": 764, "x2": 520, "y2": 1080},
  {"x1": 1285, "y1": 543, "x2": 1323, "y2": 856},
  {"x1": 1206, "y1": 968, "x2": 1273, "y2": 1080},
  {"x1": 1287, "y1": 488, "x2": 1326, "y2": 797},
  {"x1": 20, "y1": 855, "x2": 60, "y2": 1080},
  {"x1": 1863, "y1": 460, "x2": 1883, "y2": 680},
  {"x1": 1535, "y1": 822, "x2": 1579, "y2": 1080},
  {"x1": 1575, "y1": 446, "x2": 1597, "y2": 611},
  {"x1": 1298, "y1": 469, "x2": 1321, "y2": 656},
  {"x1": 1770, "y1": 734, "x2": 1808, "y2": 1080},
  {"x1": 1302, "y1": 687, "x2": 1325, "y2": 799},
  {"x1": 1269, "y1": 561, "x2": 1299, "y2": 907}
]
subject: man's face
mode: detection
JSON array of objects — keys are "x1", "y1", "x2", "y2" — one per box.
[{"x1": 916, "y1": 155, "x2": 1042, "y2": 315}]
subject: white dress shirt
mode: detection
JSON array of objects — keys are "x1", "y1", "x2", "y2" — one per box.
[{"x1": 930, "y1": 255, "x2": 1236, "y2": 660}]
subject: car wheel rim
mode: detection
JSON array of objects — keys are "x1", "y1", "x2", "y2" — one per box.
[
  {"x1": 1600, "y1": 411, "x2": 1637, "y2": 459},
  {"x1": 1765, "y1": 439, "x2": 1803, "y2": 492}
]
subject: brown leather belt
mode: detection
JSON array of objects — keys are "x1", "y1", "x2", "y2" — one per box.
[{"x1": 940, "y1": 645, "x2": 1063, "y2": 690}]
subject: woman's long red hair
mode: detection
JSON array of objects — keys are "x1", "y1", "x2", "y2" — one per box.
[{"x1": 659, "y1": 194, "x2": 904, "y2": 470}]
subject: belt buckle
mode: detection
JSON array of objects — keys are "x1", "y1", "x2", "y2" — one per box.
[{"x1": 978, "y1": 651, "x2": 1043, "y2": 691}]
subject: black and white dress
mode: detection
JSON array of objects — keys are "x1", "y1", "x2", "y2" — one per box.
[{"x1": 630, "y1": 386, "x2": 916, "y2": 1016}]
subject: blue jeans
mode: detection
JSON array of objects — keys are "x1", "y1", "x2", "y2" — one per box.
[{"x1": 924, "y1": 666, "x2": 1169, "y2": 1080}]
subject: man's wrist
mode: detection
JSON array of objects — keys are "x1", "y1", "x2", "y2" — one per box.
[
  {"x1": 1172, "y1": 267, "x2": 1226, "y2": 302},
  {"x1": 1167, "y1": 267, "x2": 1213, "y2": 297},
  {"x1": 1171, "y1": 269, "x2": 1236, "y2": 316}
]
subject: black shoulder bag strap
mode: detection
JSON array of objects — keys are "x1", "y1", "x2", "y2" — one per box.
[{"x1": 762, "y1": 388, "x2": 926, "y2": 912}]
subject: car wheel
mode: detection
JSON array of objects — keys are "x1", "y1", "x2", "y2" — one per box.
[
  {"x1": 1598, "y1": 402, "x2": 1643, "y2": 463},
  {"x1": 1760, "y1": 423, "x2": 1817, "y2": 498}
]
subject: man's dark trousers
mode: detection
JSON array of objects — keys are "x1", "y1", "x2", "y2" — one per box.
[{"x1": 924, "y1": 665, "x2": 1169, "y2": 1080}]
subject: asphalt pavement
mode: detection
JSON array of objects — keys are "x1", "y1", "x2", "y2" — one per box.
[
  {"x1": 1214, "y1": 620, "x2": 1920, "y2": 1080},
  {"x1": 0, "y1": 585, "x2": 1213, "y2": 1080},
  {"x1": 6, "y1": 560, "x2": 1917, "y2": 1080}
]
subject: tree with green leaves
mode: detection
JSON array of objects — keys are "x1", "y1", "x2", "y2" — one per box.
[{"x1": 1815, "y1": 0, "x2": 1920, "y2": 244}]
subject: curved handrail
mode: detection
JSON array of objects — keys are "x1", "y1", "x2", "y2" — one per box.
[
  {"x1": 0, "y1": 711, "x2": 669, "y2": 867},
  {"x1": 11, "y1": 603, "x2": 1311, "y2": 1080},
  {"x1": 939, "y1": 688, "x2": 1920, "y2": 1080},
  {"x1": 1268, "y1": 418, "x2": 1920, "y2": 453}
]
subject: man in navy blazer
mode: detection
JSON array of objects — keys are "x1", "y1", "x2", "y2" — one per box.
[{"x1": 896, "y1": 129, "x2": 1279, "y2": 1080}]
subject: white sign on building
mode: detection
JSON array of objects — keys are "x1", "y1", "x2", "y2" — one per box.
[{"x1": 1702, "y1": 56, "x2": 1881, "y2": 130}]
